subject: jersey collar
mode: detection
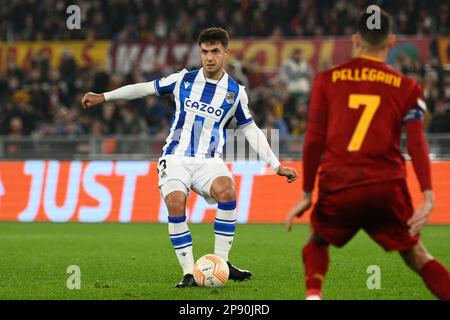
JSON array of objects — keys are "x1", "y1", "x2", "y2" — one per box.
[
  {"x1": 200, "y1": 67, "x2": 228, "y2": 86},
  {"x1": 358, "y1": 55, "x2": 384, "y2": 63}
]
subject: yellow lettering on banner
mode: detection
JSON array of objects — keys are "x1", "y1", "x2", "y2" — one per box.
[
  {"x1": 318, "y1": 40, "x2": 334, "y2": 69},
  {"x1": 332, "y1": 70, "x2": 341, "y2": 82},
  {"x1": 229, "y1": 40, "x2": 245, "y2": 53},
  {"x1": 229, "y1": 40, "x2": 245, "y2": 61},
  {"x1": 0, "y1": 41, "x2": 111, "y2": 70},
  {"x1": 244, "y1": 41, "x2": 277, "y2": 69},
  {"x1": 438, "y1": 36, "x2": 450, "y2": 65}
]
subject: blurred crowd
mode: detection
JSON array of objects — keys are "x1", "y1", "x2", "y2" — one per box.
[
  {"x1": 0, "y1": 0, "x2": 449, "y2": 146},
  {"x1": 2, "y1": 0, "x2": 449, "y2": 41}
]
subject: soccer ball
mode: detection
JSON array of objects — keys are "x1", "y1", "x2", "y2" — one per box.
[{"x1": 193, "y1": 254, "x2": 229, "y2": 287}]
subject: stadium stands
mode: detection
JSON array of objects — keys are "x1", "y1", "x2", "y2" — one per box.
[{"x1": 0, "y1": 0, "x2": 449, "y2": 157}]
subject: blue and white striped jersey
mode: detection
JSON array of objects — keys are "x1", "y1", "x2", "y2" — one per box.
[{"x1": 154, "y1": 68, "x2": 254, "y2": 158}]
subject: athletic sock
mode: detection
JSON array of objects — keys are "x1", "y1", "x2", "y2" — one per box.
[
  {"x1": 302, "y1": 240, "x2": 330, "y2": 299},
  {"x1": 168, "y1": 216, "x2": 194, "y2": 275},
  {"x1": 419, "y1": 259, "x2": 450, "y2": 300},
  {"x1": 214, "y1": 200, "x2": 237, "y2": 261}
]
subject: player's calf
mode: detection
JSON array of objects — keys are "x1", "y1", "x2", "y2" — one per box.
[
  {"x1": 399, "y1": 241, "x2": 433, "y2": 272},
  {"x1": 211, "y1": 177, "x2": 237, "y2": 262},
  {"x1": 165, "y1": 190, "x2": 195, "y2": 279},
  {"x1": 400, "y1": 241, "x2": 450, "y2": 300},
  {"x1": 303, "y1": 234, "x2": 330, "y2": 300},
  {"x1": 165, "y1": 190, "x2": 187, "y2": 216}
]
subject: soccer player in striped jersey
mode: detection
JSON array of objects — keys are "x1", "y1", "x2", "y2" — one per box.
[{"x1": 82, "y1": 28, "x2": 298, "y2": 288}]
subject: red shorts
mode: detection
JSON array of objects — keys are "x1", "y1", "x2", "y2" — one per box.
[{"x1": 311, "y1": 180, "x2": 419, "y2": 251}]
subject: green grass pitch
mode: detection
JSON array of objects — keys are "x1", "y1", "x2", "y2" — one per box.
[{"x1": 0, "y1": 222, "x2": 448, "y2": 300}]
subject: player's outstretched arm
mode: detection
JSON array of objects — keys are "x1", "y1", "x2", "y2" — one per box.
[
  {"x1": 286, "y1": 191, "x2": 312, "y2": 232},
  {"x1": 81, "y1": 81, "x2": 157, "y2": 109},
  {"x1": 405, "y1": 119, "x2": 435, "y2": 236},
  {"x1": 241, "y1": 122, "x2": 298, "y2": 183},
  {"x1": 286, "y1": 74, "x2": 326, "y2": 231}
]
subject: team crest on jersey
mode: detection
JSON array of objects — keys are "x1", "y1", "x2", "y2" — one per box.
[{"x1": 226, "y1": 91, "x2": 235, "y2": 104}]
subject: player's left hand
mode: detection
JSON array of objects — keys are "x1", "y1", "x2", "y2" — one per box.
[
  {"x1": 276, "y1": 166, "x2": 298, "y2": 183},
  {"x1": 286, "y1": 192, "x2": 312, "y2": 232},
  {"x1": 408, "y1": 190, "x2": 435, "y2": 237}
]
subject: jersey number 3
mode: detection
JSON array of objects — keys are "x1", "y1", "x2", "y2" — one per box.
[{"x1": 347, "y1": 94, "x2": 381, "y2": 152}]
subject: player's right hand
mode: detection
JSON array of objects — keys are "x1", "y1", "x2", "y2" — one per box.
[
  {"x1": 276, "y1": 166, "x2": 298, "y2": 183},
  {"x1": 286, "y1": 192, "x2": 312, "y2": 232},
  {"x1": 81, "y1": 92, "x2": 105, "y2": 109}
]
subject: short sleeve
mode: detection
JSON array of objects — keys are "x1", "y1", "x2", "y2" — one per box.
[
  {"x1": 154, "y1": 70, "x2": 185, "y2": 95},
  {"x1": 403, "y1": 81, "x2": 426, "y2": 124},
  {"x1": 234, "y1": 87, "x2": 254, "y2": 128}
]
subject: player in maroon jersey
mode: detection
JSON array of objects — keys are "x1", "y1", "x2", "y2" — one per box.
[{"x1": 286, "y1": 9, "x2": 450, "y2": 300}]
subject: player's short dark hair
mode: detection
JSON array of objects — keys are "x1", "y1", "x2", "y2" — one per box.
[
  {"x1": 198, "y1": 27, "x2": 229, "y2": 48},
  {"x1": 357, "y1": 7, "x2": 393, "y2": 47}
]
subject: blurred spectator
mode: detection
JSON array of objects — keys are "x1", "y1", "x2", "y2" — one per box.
[
  {"x1": 288, "y1": 98, "x2": 309, "y2": 136},
  {"x1": 264, "y1": 112, "x2": 289, "y2": 138},
  {"x1": 142, "y1": 96, "x2": 168, "y2": 134},
  {"x1": 8, "y1": 117, "x2": 24, "y2": 138},
  {"x1": 53, "y1": 107, "x2": 84, "y2": 136},
  {"x1": 428, "y1": 100, "x2": 450, "y2": 133},
  {"x1": 101, "y1": 103, "x2": 118, "y2": 135},
  {"x1": 280, "y1": 48, "x2": 313, "y2": 101},
  {"x1": 423, "y1": 69, "x2": 440, "y2": 114},
  {"x1": 59, "y1": 49, "x2": 79, "y2": 94},
  {"x1": 116, "y1": 105, "x2": 148, "y2": 135},
  {"x1": 227, "y1": 58, "x2": 249, "y2": 88},
  {"x1": 6, "y1": 117, "x2": 25, "y2": 156}
]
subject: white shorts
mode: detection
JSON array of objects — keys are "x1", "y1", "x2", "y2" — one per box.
[{"x1": 157, "y1": 155, "x2": 234, "y2": 205}]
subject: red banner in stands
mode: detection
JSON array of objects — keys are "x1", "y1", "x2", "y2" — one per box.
[
  {"x1": 0, "y1": 161, "x2": 448, "y2": 224},
  {"x1": 110, "y1": 37, "x2": 429, "y2": 74},
  {"x1": 0, "y1": 41, "x2": 111, "y2": 71}
]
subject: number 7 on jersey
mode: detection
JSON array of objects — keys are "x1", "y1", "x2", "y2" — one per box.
[{"x1": 347, "y1": 94, "x2": 381, "y2": 152}]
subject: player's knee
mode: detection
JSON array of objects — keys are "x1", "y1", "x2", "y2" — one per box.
[
  {"x1": 167, "y1": 201, "x2": 186, "y2": 216},
  {"x1": 211, "y1": 177, "x2": 236, "y2": 202},
  {"x1": 303, "y1": 237, "x2": 329, "y2": 256},
  {"x1": 310, "y1": 233, "x2": 329, "y2": 246},
  {"x1": 216, "y1": 189, "x2": 236, "y2": 202}
]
